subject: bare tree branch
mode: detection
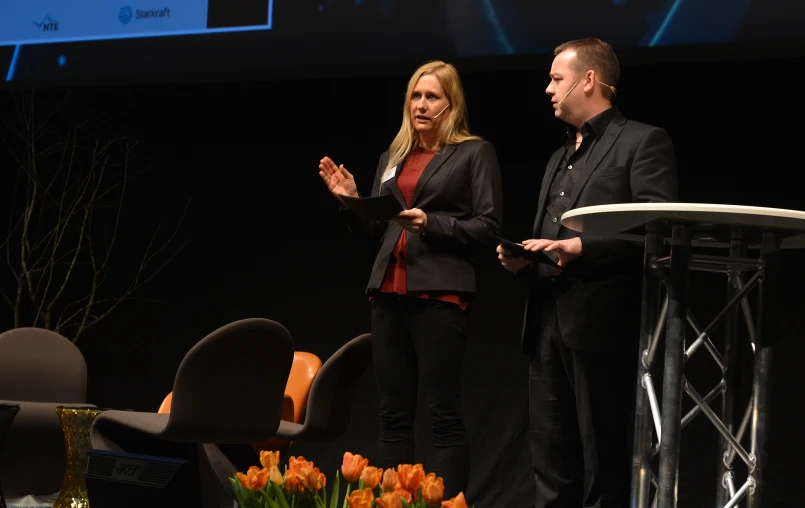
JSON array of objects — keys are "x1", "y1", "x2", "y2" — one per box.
[
  {"x1": 1, "y1": 92, "x2": 189, "y2": 342},
  {"x1": 42, "y1": 141, "x2": 104, "y2": 329},
  {"x1": 61, "y1": 198, "x2": 191, "y2": 342},
  {"x1": 29, "y1": 128, "x2": 83, "y2": 313}
]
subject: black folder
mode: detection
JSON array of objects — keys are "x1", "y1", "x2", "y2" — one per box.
[
  {"x1": 493, "y1": 235, "x2": 559, "y2": 266},
  {"x1": 340, "y1": 194, "x2": 404, "y2": 221}
]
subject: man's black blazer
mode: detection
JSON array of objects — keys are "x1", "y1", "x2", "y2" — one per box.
[
  {"x1": 521, "y1": 109, "x2": 678, "y2": 353},
  {"x1": 343, "y1": 139, "x2": 504, "y2": 295}
]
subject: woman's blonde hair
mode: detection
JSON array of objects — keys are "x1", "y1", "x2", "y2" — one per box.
[{"x1": 380, "y1": 61, "x2": 481, "y2": 185}]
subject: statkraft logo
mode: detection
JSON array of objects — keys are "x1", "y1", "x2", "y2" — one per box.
[
  {"x1": 119, "y1": 6, "x2": 172, "y2": 23},
  {"x1": 33, "y1": 15, "x2": 59, "y2": 32},
  {"x1": 135, "y1": 8, "x2": 172, "y2": 20},
  {"x1": 119, "y1": 6, "x2": 133, "y2": 24}
]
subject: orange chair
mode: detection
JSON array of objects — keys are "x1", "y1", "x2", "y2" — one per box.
[
  {"x1": 157, "y1": 392, "x2": 173, "y2": 414},
  {"x1": 157, "y1": 351, "x2": 322, "y2": 455}
]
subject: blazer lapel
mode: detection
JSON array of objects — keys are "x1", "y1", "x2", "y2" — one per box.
[
  {"x1": 566, "y1": 118, "x2": 625, "y2": 209},
  {"x1": 411, "y1": 144, "x2": 457, "y2": 206},
  {"x1": 533, "y1": 149, "x2": 563, "y2": 237}
]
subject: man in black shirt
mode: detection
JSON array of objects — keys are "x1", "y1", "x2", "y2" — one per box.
[{"x1": 498, "y1": 38, "x2": 678, "y2": 508}]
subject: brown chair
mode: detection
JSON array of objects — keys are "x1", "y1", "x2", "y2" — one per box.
[
  {"x1": 0, "y1": 328, "x2": 90, "y2": 497},
  {"x1": 157, "y1": 392, "x2": 173, "y2": 414},
  {"x1": 156, "y1": 351, "x2": 322, "y2": 456}
]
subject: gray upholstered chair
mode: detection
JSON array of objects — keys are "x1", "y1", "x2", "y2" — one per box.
[
  {"x1": 90, "y1": 318, "x2": 294, "y2": 507},
  {"x1": 203, "y1": 332, "x2": 373, "y2": 494},
  {"x1": 275, "y1": 332, "x2": 372, "y2": 441},
  {"x1": 0, "y1": 328, "x2": 87, "y2": 403},
  {"x1": 0, "y1": 327, "x2": 90, "y2": 497},
  {"x1": 91, "y1": 318, "x2": 295, "y2": 450},
  {"x1": 88, "y1": 318, "x2": 294, "y2": 507}
]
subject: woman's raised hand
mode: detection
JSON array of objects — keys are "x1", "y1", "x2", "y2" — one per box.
[{"x1": 319, "y1": 156, "x2": 358, "y2": 204}]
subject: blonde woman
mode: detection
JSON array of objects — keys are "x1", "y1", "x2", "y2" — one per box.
[{"x1": 318, "y1": 60, "x2": 503, "y2": 498}]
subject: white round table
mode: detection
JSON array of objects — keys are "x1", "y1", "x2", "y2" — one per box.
[
  {"x1": 560, "y1": 203, "x2": 805, "y2": 508},
  {"x1": 562, "y1": 202, "x2": 805, "y2": 248}
]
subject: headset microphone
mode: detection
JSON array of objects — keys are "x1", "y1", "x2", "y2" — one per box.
[
  {"x1": 556, "y1": 75, "x2": 584, "y2": 108},
  {"x1": 598, "y1": 81, "x2": 617, "y2": 96},
  {"x1": 556, "y1": 75, "x2": 618, "y2": 108},
  {"x1": 432, "y1": 103, "x2": 451, "y2": 118}
]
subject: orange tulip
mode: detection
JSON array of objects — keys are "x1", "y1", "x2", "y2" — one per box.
[
  {"x1": 360, "y1": 466, "x2": 383, "y2": 489},
  {"x1": 268, "y1": 465, "x2": 283, "y2": 485},
  {"x1": 381, "y1": 468, "x2": 398, "y2": 492},
  {"x1": 236, "y1": 465, "x2": 269, "y2": 491},
  {"x1": 394, "y1": 482, "x2": 412, "y2": 504},
  {"x1": 284, "y1": 472, "x2": 300, "y2": 493},
  {"x1": 376, "y1": 492, "x2": 403, "y2": 508},
  {"x1": 422, "y1": 473, "x2": 445, "y2": 506},
  {"x1": 259, "y1": 450, "x2": 280, "y2": 470},
  {"x1": 284, "y1": 472, "x2": 300, "y2": 494},
  {"x1": 342, "y1": 452, "x2": 369, "y2": 483},
  {"x1": 346, "y1": 488, "x2": 374, "y2": 508},
  {"x1": 285, "y1": 456, "x2": 326, "y2": 494},
  {"x1": 300, "y1": 466, "x2": 326, "y2": 492},
  {"x1": 397, "y1": 464, "x2": 426, "y2": 494},
  {"x1": 441, "y1": 492, "x2": 469, "y2": 508}
]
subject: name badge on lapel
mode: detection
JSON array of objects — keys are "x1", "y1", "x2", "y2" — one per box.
[{"x1": 382, "y1": 166, "x2": 397, "y2": 183}]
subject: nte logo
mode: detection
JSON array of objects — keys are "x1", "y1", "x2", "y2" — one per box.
[{"x1": 33, "y1": 15, "x2": 59, "y2": 32}]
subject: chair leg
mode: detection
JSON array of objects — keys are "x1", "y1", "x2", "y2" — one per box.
[{"x1": 197, "y1": 444, "x2": 238, "y2": 508}]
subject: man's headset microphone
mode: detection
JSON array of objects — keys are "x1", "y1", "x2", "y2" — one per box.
[{"x1": 555, "y1": 72, "x2": 617, "y2": 109}]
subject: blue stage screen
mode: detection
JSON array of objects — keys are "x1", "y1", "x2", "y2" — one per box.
[{"x1": 1, "y1": 0, "x2": 802, "y2": 85}]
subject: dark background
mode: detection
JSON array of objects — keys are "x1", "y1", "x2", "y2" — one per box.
[{"x1": 2, "y1": 49, "x2": 805, "y2": 507}]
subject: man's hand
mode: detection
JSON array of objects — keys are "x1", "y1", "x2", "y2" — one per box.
[
  {"x1": 524, "y1": 237, "x2": 582, "y2": 267},
  {"x1": 496, "y1": 244, "x2": 532, "y2": 273}
]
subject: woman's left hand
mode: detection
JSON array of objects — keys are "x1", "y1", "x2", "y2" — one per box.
[{"x1": 394, "y1": 208, "x2": 428, "y2": 235}]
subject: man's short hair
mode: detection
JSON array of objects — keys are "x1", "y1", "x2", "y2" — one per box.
[{"x1": 554, "y1": 38, "x2": 620, "y2": 95}]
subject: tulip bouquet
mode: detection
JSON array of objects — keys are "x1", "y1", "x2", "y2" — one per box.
[
  {"x1": 231, "y1": 451, "x2": 326, "y2": 508},
  {"x1": 230, "y1": 450, "x2": 470, "y2": 508}
]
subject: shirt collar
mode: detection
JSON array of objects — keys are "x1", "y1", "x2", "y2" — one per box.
[{"x1": 563, "y1": 106, "x2": 620, "y2": 141}]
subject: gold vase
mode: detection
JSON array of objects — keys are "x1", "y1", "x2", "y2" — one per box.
[{"x1": 54, "y1": 406, "x2": 104, "y2": 508}]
